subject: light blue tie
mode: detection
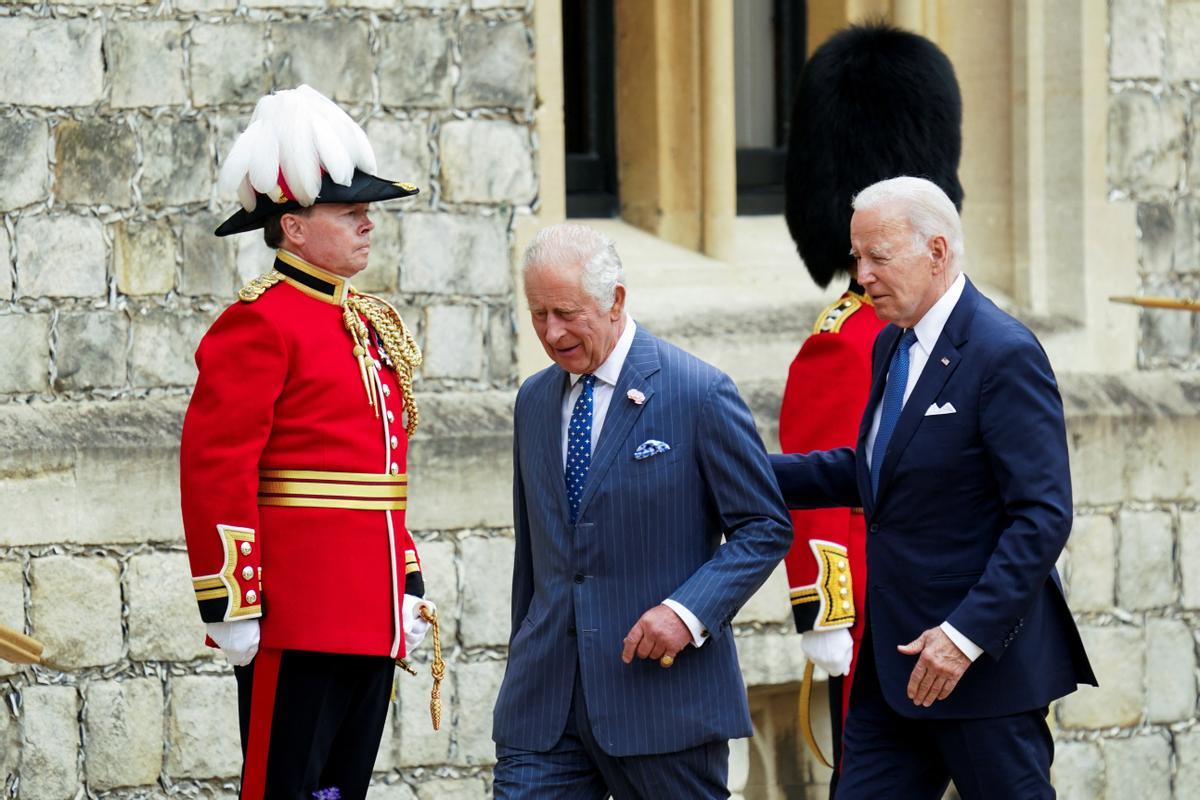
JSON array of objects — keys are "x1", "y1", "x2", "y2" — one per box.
[
  {"x1": 565, "y1": 374, "x2": 596, "y2": 522},
  {"x1": 871, "y1": 329, "x2": 917, "y2": 499}
]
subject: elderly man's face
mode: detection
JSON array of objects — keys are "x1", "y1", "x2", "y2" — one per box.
[
  {"x1": 282, "y1": 203, "x2": 374, "y2": 278},
  {"x1": 525, "y1": 260, "x2": 625, "y2": 375},
  {"x1": 851, "y1": 205, "x2": 950, "y2": 329}
]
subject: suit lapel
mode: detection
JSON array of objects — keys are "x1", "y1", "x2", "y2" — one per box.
[
  {"x1": 875, "y1": 279, "x2": 981, "y2": 505},
  {"x1": 858, "y1": 326, "x2": 900, "y2": 515},
  {"x1": 537, "y1": 367, "x2": 571, "y2": 521},
  {"x1": 575, "y1": 327, "x2": 660, "y2": 520}
]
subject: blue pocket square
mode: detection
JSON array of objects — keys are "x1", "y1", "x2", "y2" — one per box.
[{"x1": 633, "y1": 439, "x2": 671, "y2": 460}]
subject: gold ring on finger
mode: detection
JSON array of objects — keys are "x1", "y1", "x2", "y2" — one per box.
[{"x1": 659, "y1": 655, "x2": 674, "y2": 668}]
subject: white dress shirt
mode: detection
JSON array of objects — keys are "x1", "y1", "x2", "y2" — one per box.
[
  {"x1": 862, "y1": 273, "x2": 982, "y2": 662},
  {"x1": 561, "y1": 318, "x2": 709, "y2": 648}
]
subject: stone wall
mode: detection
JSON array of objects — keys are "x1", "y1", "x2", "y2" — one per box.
[{"x1": 1108, "y1": 0, "x2": 1200, "y2": 368}]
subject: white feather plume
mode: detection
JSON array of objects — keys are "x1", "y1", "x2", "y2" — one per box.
[{"x1": 217, "y1": 85, "x2": 378, "y2": 211}]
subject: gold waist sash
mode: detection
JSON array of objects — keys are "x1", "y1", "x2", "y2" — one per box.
[{"x1": 258, "y1": 469, "x2": 407, "y2": 511}]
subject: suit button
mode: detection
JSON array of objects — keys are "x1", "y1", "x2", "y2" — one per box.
[
  {"x1": 390, "y1": 435, "x2": 399, "y2": 449},
  {"x1": 240, "y1": 542, "x2": 252, "y2": 556},
  {"x1": 382, "y1": 384, "x2": 391, "y2": 397},
  {"x1": 245, "y1": 590, "x2": 257, "y2": 604},
  {"x1": 387, "y1": 410, "x2": 395, "y2": 423},
  {"x1": 390, "y1": 463, "x2": 399, "y2": 474},
  {"x1": 568, "y1": 625, "x2": 577, "y2": 636},
  {"x1": 573, "y1": 573, "x2": 585, "y2": 584},
  {"x1": 869, "y1": 524, "x2": 879, "y2": 533},
  {"x1": 241, "y1": 566, "x2": 254, "y2": 581}
]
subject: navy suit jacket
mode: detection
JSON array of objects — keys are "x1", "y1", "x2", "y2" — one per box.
[
  {"x1": 772, "y1": 279, "x2": 1095, "y2": 719},
  {"x1": 492, "y1": 325, "x2": 792, "y2": 756}
]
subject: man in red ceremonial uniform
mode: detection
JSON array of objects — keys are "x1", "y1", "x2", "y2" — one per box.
[
  {"x1": 181, "y1": 85, "x2": 432, "y2": 799},
  {"x1": 778, "y1": 24, "x2": 965, "y2": 794}
]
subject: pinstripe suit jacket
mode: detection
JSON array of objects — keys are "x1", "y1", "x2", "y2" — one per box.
[{"x1": 492, "y1": 325, "x2": 792, "y2": 757}]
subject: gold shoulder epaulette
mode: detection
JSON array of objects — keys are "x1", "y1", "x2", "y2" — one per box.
[
  {"x1": 238, "y1": 270, "x2": 284, "y2": 303},
  {"x1": 812, "y1": 294, "x2": 864, "y2": 335}
]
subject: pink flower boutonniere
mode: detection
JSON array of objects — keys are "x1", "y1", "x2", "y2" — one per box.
[{"x1": 627, "y1": 389, "x2": 646, "y2": 405}]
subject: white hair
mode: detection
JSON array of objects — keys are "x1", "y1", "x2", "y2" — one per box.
[
  {"x1": 852, "y1": 176, "x2": 966, "y2": 270},
  {"x1": 522, "y1": 223, "x2": 625, "y2": 309}
]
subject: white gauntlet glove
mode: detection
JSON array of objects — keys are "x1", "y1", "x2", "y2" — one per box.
[
  {"x1": 801, "y1": 628, "x2": 853, "y2": 677},
  {"x1": 206, "y1": 620, "x2": 260, "y2": 667},
  {"x1": 402, "y1": 595, "x2": 436, "y2": 653}
]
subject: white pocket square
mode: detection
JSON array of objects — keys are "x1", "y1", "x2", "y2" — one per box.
[
  {"x1": 633, "y1": 440, "x2": 671, "y2": 460},
  {"x1": 924, "y1": 402, "x2": 957, "y2": 416}
]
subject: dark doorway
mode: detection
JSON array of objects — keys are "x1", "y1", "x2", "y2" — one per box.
[{"x1": 563, "y1": 0, "x2": 618, "y2": 218}]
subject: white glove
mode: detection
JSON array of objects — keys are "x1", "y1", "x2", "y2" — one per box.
[
  {"x1": 402, "y1": 595, "x2": 435, "y2": 653},
  {"x1": 801, "y1": 628, "x2": 853, "y2": 677},
  {"x1": 206, "y1": 620, "x2": 260, "y2": 667}
]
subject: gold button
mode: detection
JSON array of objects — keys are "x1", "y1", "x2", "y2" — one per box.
[
  {"x1": 246, "y1": 590, "x2": 258, "y2": 604},
  {"x1": 386, "y1": 410, "x2": 395, "y2": 423},
  {"x1": 390, "y1": 435, "x2": 399, "y2": 449},
  {"x1": 382, "y1": 385, "x2": 391, "y2": 397},
  {"x1": 837, "y1": 560, "x2": 847, "y2": 571},
  {"x1": 240, "y1": 542, "x2": 252, "y2": 556},
  {"x1": 841, "y1": 601, "x2": 851, "y2": 610},
  {"x1": 242, "y1": 566, "x2": 254, "y2": 581},
  {"x1": 839, "y1": 588, "x2": 848, "y2": 597},
  {"x1": 390, "y1": 463, "x2": 399, "y2": 475},
  {"x1": 838, "y1": 575, "x2": 847, "y2": 585}
]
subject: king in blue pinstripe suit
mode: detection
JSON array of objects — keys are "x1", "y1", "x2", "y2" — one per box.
[{"x1": 492, "y1": 223, "x2": 792, "y2": 798}]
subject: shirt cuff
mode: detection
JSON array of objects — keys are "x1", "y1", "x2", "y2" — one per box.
[
  {"x1": 662, "y1": 600, "x2": 709, "y2": 648},
  {"x1": 940, "y1": 621, "x2": 983, "y2": 662}
]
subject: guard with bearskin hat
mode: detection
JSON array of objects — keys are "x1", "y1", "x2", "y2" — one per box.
[
  {"x1": 778, "y1": 23, "x2": 964, "y2": 794},
  {"x1": 180, "y1": 85, "x2": 439, "y2": 799}
]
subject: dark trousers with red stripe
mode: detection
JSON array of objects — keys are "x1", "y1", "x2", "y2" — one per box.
[{"x1": 234, "y1": 648, "x2": 395, "y2": 800}]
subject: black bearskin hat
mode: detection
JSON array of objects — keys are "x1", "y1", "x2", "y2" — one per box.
[{"x1": 784, "y1": 23, "x2": 964, "y2": 288}]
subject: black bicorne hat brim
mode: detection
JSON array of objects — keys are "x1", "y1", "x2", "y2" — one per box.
[{"x1": 214, "y1": 169, "x2": 419, "y2": 237}]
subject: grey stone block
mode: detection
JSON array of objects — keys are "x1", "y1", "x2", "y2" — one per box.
[
  {"x1": 175, "y1": 0, "x2": 238, "y2": 9},
  {"x1": 0, "y1": 314, "x2": 50, "y2": 393},
  {"x1": 130, "y1": 308, "x2": 213, "y2": 387},
  {"x1": 190, "y1": 23, "x2": 270, "y2": 107},
  {"x1": 365, "y1": 117, "x2": 432, "y2": 187},
  {"x1": 1057, "y1": 625, "x2": 1143, "y2": 729},
  {"x1": 0, "y1": 18, "x2": 102, "y2": 107},
  {"x1": 1192, "y1": 97, "x2": 1200, "y2": 194},
  {"x1": 272, "y1": 21, "x2": 374, "y2": 104},
  {"x1": 55, "y1": 120, "x2": 137, "y2": 207},
  {"x1": 15, "y1": 215, "x2": 107, "y2": 299},
  {"x1": 127, "y1": 551, "x2": 210, "y2": 662},
  {"x1": 734, "y1": 561, "x2": 791, "y2": 625},
  {"x1": 0, "y1": 118, "x2": 49, "y2": 210},
  {"x1": 1145, "y1": 617, "x2": 1196, "y2": 723},
  {"x1": 1117, "y1": 508, "x2": 1176, "y2": 610},
  {"x1": 0, "y1": 226, "x2": 9, "y2": 301},
  {"x1": 19, "y1": 685, "x2": 79, "y2": 798},
  {"x1": 367, "y1": 781, "x2": 418, "y2": 800},
  {"x1": 487, "y1": 305, "x2": 515, "y2": 384},
  {"x1": 1101, "y1": 733, "x2": 1170, "y2": 800},
  {"x1": 167, "y1": 675, "x2": 241, "y2": 779},
  {"x1": 30, "y1": 555, "x2": 124, "y2": 669},
  {"x1": 1139, "y1": 276, "x2": 1195, "y2": 364},
  {"x1": 735, "y1": 630, "x2": 807, "y2": 687},
  {"x1": 439, "y1": 120, "x2": 536, "y2": 205},
  {"x1": 1052, "y1": 740, "x2": 1105, "y2": 800},
  {"x1": 1168, "y1": 0, "x2": 1200, "y2": 79},
  {"x1": 1110, "y1": 0, "x2": 1165, "y2": 79},
  {"x1": 55, "y1": 311, "x2": 129, "y2": 391},
  {"x1": 1182, "y1": 511, "x2": 1200, "y2": 609},
  {"x1": 0, "y1": 561, "x2": 23, "y2": 679},
  {"x1": 378, "y1": 18, "x2": 454, "y2": 108},
  {"x1": 108, "y1": 21, "x2": 187, "y2": 108},
  {"x1": 460, "y1": 536, "x2": 513, "y2": 648},
  {"x1": 85, "y1": 678, "x2": 164, "y2": 790},
  {"x1": 415, "y1": 777, "x2": 488, "y2": 800},
  {"x1": 423, "y1": 304, "x2": 484, "y2": 379},
  {"x1": 452, "y1": 659, "x2": 504, "y2": 766},
  {"x1": 457, "y1": 20, "x2": 533, "y2": 109},
  {"x1": 1135, "y1": 203, "x2": 1174, "y2": 274},
  {"x1": 1178, "y1": 729, "x2": 1200, "y2": 800},
  {"x1": 473, "y1": 0, "x2": 528, "y2": 6},
  {"x1": 395, "y1": 664, "x2": 451, "y2": 767},
  {"x1": 399, "y1": 213, "x2": 510, "y2": 295},
  {"x1": 181, "y1": 212, "x2": 237, "y2": 297},
  {"x1": 141, "y1": 119, "x2": 212, "y2": 207},
  {"x1": 1064, "y1": 514, "x2": 1114, "y2": 612},
  {"x1": 0, "y1": 701, "x2": 14, "y2": 779},
  {"x1": 114, "y1": 220, "x2": 178, "y2": 296},
  {"x1": 354, "y1": 211, "x2": 403, "y2": 293},
  {"x1": 413, "y1": 540, "x2": 458, "y2": 649},
  {"x1": 1108, "y1": 91, "x2": 1186, "y2": 198}
]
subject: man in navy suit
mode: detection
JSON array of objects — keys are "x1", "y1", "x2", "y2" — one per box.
[
  {"x1": 771, "y1": 177, "x2": 1095, "y2": 799},
  {"x1": 492, "y1": 223, "x2": 792, "y2": 798}
]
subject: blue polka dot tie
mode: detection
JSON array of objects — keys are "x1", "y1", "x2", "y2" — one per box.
[
  {"x1": 565, "y1": 374, "x2": 596, "y2": 523},
  {"x1": 870, "y1": 329, "x2": 917, "y2": 500}
]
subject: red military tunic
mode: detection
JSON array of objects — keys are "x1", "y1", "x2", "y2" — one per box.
[
  {"x1": 181, "y1": 249, "x2": 423, "y2": 660},
  {"x1": 780, "y1": 287, "x2": 884, "y2": 718}
]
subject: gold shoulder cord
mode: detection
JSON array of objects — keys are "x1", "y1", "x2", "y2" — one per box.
[
  {"x1": 342, "y1": 291, "x2": 423, "y2": 436},
  {"x1": 238, "y1": 270, "x2": 284, "y2": 302}
]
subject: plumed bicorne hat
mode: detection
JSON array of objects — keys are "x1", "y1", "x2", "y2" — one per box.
[
  {"x1": 785, "y1": 23, "x2": 964, "y2": 288},
  {"x1": 214, "y1": 84, "x2": 418, "y2": 237}
]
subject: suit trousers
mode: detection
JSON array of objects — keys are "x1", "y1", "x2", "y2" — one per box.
[
  {"x1": 835, "y1": 628, "x2": 1054, "y2": 800},
  {"x1": 493, "y1": 670, "x2": 730, "y2": 800},
  {"x1": 234, "y1": 648, "x2": 395, "y2": 800}
]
